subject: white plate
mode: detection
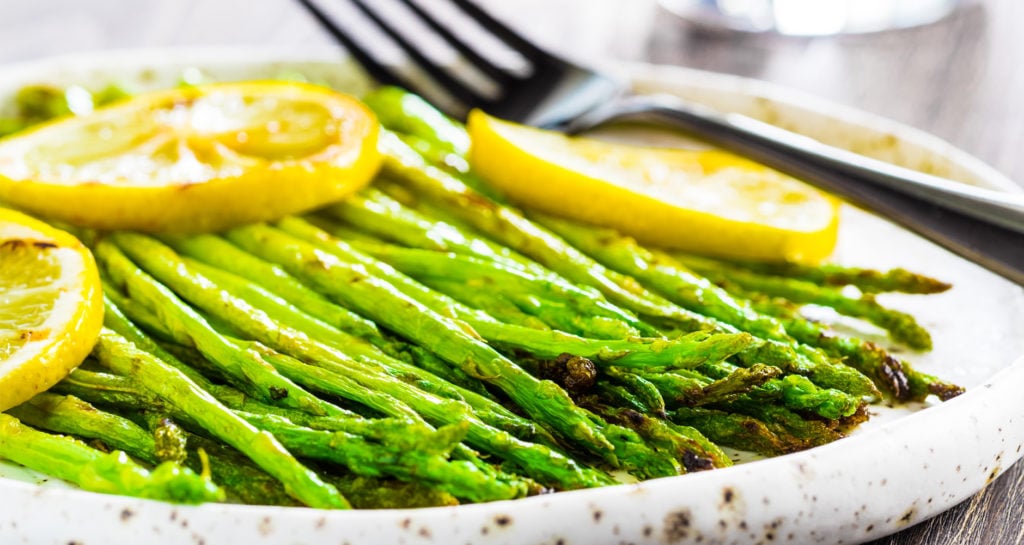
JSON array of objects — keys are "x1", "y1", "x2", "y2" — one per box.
[{"x1": 1, "y1": 48, "x2": 1022, "y2": 545}]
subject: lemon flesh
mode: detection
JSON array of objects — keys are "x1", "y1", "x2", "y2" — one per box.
[
  {"x1": 0, "y1": 208, "x2": 103, "y2": 411},
  {"x1": 0, "y1": 82, "x2": 381, "y2": 233},
  {"x1": 468, "y1": 111, "x2": 839, "y2": 263}
]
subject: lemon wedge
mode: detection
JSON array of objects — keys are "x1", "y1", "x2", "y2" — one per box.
[
  {"x1": 0, "y1": 208, "x2": 103, "y2": 411},
  {"x1": 468, "y1": 111, "x2": 839, "y2": 263},
  {"x1": 0, "y1": 81, "x2": 381, "y2": 233}
]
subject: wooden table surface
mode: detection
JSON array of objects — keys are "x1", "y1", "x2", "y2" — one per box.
[{"x1": 1, "y1": 1, "x2": 1021, "y2": 543}]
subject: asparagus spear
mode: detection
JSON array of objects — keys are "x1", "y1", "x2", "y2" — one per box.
[
  {"x1": 603, "y1": 367, "x2": 667, "y2": 417},
  {"x1": 637, "y1": 364, "x2": 782, "y2": 408},
  {"x1": 191, "y1": 428, "x2": 460, "y2": 508},
  {"x1": 717, "y1": 399, "x2": 843, "y2": 450},
  {"x1": 238, "y1": 412, "x2": 525, "y2": 502},
  {"x1": 95, "y1": 241, "x2": 341, "y2": 418},
  {"x1": 722, "y1": 259, "x2": 951, "y2": 294},
  {"x1": 0, "y1": 413, "x2": 223, "y2": 503},
  {"x1": 328, "y1": 188, "x2": 542, "y2": 274},
  {"x1": 163, "y1": 233, "x2": 384, "y2": 343},
  {"x1": 165, "y1": 228, "x2": 504, "y2": 400},
  {"x1": 302, "y1": 212, "x2": 657, "y2": 336},
  {"x1": 372, "y1": 137, "x2": 878, "y2": 396},
  {"x1": 183, "y1": 431, "x2": 460, "y2": 508},
  {"x1": 183, "y1": 258, "x2": 538, "y2": 436},
  {"x1": 275, "y1": 220, "x2": 861, "y2": 417},
  {"x1": 669, "y1": 407, "x2": 790, "y2": 456},
  {"x1": 675, "y1": 254, "x2": 933, "y2": 350},
  {"x1": 106, "y1": 234, "x2": 607, "y2": 488},
  {"x1": 425, "y1": 278, "x2": 555, "y2": 330},
  {"x1": 343, "y1": 237, "x2": 646, "y2": 339},
  {"x1": 224, "y1": 224, "x2": 616, "y2": 457},
  {"x1": 362, "y1": 86, "x2": 470, "y2": 155},
  {"x1": 54, "y1": 362, "x2": 540, "y2": 500},
  {"x1": 746, "y1": 294, "x2": 962, "y2": 401},
  {"x1": 536, "y1": 215, "x2": 791, "y2": 339},
  {"x1": 588, "y1": 405, "x2": 731, "y2": 471},
  {"x1": 268, "y1": 220, "x2": 756, "y2": 370},
  {"x1": 92, "y1": 327, "x2": 351, "y2": 509},
  {"x1": 150, "y1": 417, "x2": 188, "y2": 464},
  {"x1": 8, "y1": 393, "x2": 159, "y2": 464}
]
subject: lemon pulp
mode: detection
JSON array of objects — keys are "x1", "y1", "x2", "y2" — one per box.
[
  {"x1": 0, "y1": 208, "x2": 103, "y2": 411},
  {"x1": 468, "y1": 111, "x2": 839, "y2": 263},
  {"x1": 0, "y1": 81, "x2": 381, "y2": 233}
]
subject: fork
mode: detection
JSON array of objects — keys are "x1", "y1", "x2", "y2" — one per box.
[{"x1": 296, "y1": 0, "x2": 1024, "y2": 285}]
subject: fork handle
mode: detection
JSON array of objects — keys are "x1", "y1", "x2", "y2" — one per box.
[{"x1": 567, "y1": 94, "x2": 1024, "y2": 286}]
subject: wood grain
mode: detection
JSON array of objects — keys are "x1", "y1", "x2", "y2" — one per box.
[{"x1": 0, "y1": 0, "x2": 1021, "y2": 542}]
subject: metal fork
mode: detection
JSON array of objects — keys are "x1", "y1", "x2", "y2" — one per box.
[{"x1": 296, "y1": 0, "x2": 1024, "y2": 285}]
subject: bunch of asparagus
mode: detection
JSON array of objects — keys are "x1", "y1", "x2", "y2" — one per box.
[{"x1": 0, "y1": 85, "x2": 961, "y2": 509}]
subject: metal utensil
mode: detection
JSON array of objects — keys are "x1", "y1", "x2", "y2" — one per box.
[{"x1": 296, "y1": 0, "x2": 1024, "y2": 285}]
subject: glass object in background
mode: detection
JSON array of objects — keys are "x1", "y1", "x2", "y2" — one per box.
[{"x1": 659, "y1": 0, "x2": 966, "y2": 35}]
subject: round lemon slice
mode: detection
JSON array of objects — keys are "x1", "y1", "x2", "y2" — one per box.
[
  {"x1": 468, "y1": 111, "x2": 839, "y2": 263},
  {"x1": 0, "y1": 208, "x2": 103, "y2": 411},
  {"x1": 0, "y1": 81, "x2": 381, "y2": 233}
]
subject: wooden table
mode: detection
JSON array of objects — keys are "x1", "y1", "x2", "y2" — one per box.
[{"x1": 1, "y1": 1, "x2": 1021, "y2": 543}]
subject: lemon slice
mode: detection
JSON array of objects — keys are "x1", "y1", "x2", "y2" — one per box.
[
  {"x1": 468, "y1": 111, "x2": 839, "y2": 263},
  {"x1": 0, "y1": 208, "x2": 103, "y2": 411},
  {"x1": 0, "y1": 81, "x2": 381, "y2": 233}
]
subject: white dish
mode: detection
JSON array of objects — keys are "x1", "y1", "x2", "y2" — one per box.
[{"x1": 0, "y1": 48, "x2": 1022, "y2": 545}]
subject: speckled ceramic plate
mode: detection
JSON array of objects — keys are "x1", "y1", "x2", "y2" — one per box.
[{"x1": 0, "y1": 48, "x2": 1021, "y2": 545}]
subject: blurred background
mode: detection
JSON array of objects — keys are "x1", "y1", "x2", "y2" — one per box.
[
  {"x1": 0, "y1": 0, "x2": 1020, "y2": 183},
  {"x1": 0, "y1": 0, "x2": 1021, "y2": 543}
]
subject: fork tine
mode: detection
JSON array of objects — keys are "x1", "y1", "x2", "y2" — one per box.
[
  {"x1": 394, "y1": 0, "x2": 515, "y2": 84},
  {"x1": 350, "y1": 0, "x2": 490, "y2": 108},
  {"x1": 448, "y1": 0, "x2": 553, "y2": 64},
  {"x1": 295, "y1": 0, "x2": 416, "y2": 90}
]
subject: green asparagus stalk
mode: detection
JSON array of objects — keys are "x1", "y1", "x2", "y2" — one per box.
[
  {"x1": 328, "y1": 188, "x2": 543, "y2": 274},
  {"x1": 638, "y1": 364, "x2": 782, "y2": 409},
  {"x1": 0, "y1": 413, "x2": 224, "y2": 503},
  {"x1": 535, "y1": 214, "x2": 792, "y2": 341},
  {"x1": 669, "y1": 407, "x2": 790, "y2": 456},
  {"x1": 165, "y1": 230, "x2": 501, "y2": 401},
  {"x1": 362, "y1": 86, "x2": 470, "y2": 155},
  {"x1": 746, "y1": 295, "x2": 962, "y2": 401},
  {"x1": 238, "y1": 412, "x2": 524, "y2": 502},
  {"x1": 223, "y1": 224, "x2": 608, "y2": 457},
  {"x1": 119, "y1": 234, "x2": 564, "y2": 448},
  {"x1": 184, "y1": 430, "x2": 460, "y2": 508},
  {"x1": 95, "y1": 241, "x2": 341, "y2": 418},
  {"x1": 150, "y1": 417, "x2": 188, "y2": 464},
  {"x1": 425, "y1": 278, "x2": 555, "y2": 330},
  {"x1": 371, "y1": 139, "x2": 878, "y2": 396},
  {"x1": 343, "y1": 237, "x2": 646, "y2": 339},
  {"x1": 163, "y1": 233, "x2": 384, "y2": 343},
  {"x1": 603, "y1": 367, "x2": 667, "y2": 417},
  {"x1": 337, "y1": 186, "x2": 877, "y2": 397},
  {"x1": 589, "y1": 405, "x2": 731, "y2": 471},
  {"x1": 92, "y1": 327, "x2": 351, "y2": 509},
  {"x1": 675, "y1": 254, "x2": 933, "y2": 350},
  {"x1": 54, "y1": 368, "x2": 171, "y2": 414},
  {"x1": 53, "y1": 363, "x2": 537, "y2": 501},
  {"x1": 716, "y1": 399, "x2": 843, "y2": 450},
  {"x1": 269, "y1": 220, "x2": 757, "y2": 370},
  {"x1": 103, "y1": 235, "x2": 605, "y2": 488},
  {"x1": 183, "y1": 258, "x2": 540, "y2": 436},
  {"x1": 328, "y1": 474, "x2": 459, "y2": 509},
  {"x1": 723, "y1": 259, "x2": 951, "y2": 294},
  {"x1": 301, "y1": 212, "x2": 656, "y2": 337},
  {"x1": 7, "y1": 393, "x2": 159, "y2": 464}
]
